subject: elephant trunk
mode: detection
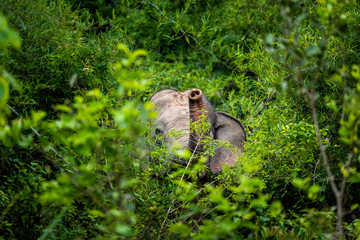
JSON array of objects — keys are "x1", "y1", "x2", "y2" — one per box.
[
  {"x1": 188, "y1": 89, "x2": 207, "y2": 152},
  {"x1": 189, "y1": 89, "x2": 205, "y2": 123}
]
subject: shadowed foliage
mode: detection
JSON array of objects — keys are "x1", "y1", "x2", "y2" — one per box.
[{"x1": 1, "y1": 0, "x2": 360, "y2": 239}]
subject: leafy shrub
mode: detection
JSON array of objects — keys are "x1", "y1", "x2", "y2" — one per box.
[{"x1": 1, "y1": 0, "x2": 360, "y2": 239}]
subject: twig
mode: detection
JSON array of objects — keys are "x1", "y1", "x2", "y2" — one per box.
[
  {"x1": 157, "y1": 135, "x2": 201, "y2": 240},
  {"x1": 105, "y1": 158, "x2": 113, "y2": 189},
  {"x1": 283, "y1": 66, "x2": 317, "y2": 80},
  {"x1": 7, "y1": 104, "x2": 78, "y2": 172},
  {"x1": 313, "y1": 154, "x2": 322, "y2": 185},
  {"x1": 309, "y1": 91, "x2": 344, "y2": 238},
  {"x1": 292, "y1": 24, "x2": 345, "y2": 238},
  {"x1": 246, "y1": 65, "x2": 316, "y2": 136},
  {"x1": 142, "y1": 0, "x2": 232, "y2": 69}
]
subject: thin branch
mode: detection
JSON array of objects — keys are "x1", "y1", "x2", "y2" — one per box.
[
  {"x1": 281, "y1": 6, "x2": 347, "y2": 237},
  {"x1": 246, "y1": 66, "x2": 316, "y2": 136},
  {"x1": 340, "y1": 76, "x2": 347, "y2": 122},
  {"x1": 157, "y1": 136, "x2": 201, "y2": 240},
  {"x1": 313, "y1": 154, "x2": 322, "y2": 184},
  {"x1": 309, "y1": 93, "x2": 339, "y2": 196},
  {"x1": 142, "y1": 0, "x2": 231, "y2": 69},
  {"x1": 7, "y1": 105, "x2": 78, "y2": 172},
  {"x1": 105, "y1": 158, "x2": 113, "y2": 189}
]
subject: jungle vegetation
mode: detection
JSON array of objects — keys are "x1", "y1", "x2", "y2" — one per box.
[{"x1": 1, "y1": 0, "x2": 360, "y2": 239}]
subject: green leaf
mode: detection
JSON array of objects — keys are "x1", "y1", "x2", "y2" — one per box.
[
  {"x1": 0, "y1": 76, "x2": 9, "y2": 104},
  {"x1": 268, "y1": 201, "x2": 283, "y2": 218},
  {"x1": 185, "y1": 35, "x2": 190, "y2": 44},
  {"x1": 351, "y1": 65, "x2": 360, "y2": 80},
  {"x1": 0, "y1": 15, "x2": 21, "y2": 48},
  {"x1": 265, "y1": 33, "x2": 274, "y2": 45},
  {"x1": 115, "y1": 224, "x2": 132, "y2": 235},
  {"x1": 169, "y1": 223, "x2": 191, "y2": 237},
  {"x1": 307, "y1": 184, "x2": 320, "y2": 200},
  {"x1": 292, "y1": 177, "x2": 310, "y2": 190},
  {"x1": 305, "y1": 45, "x2": 321, "y2": 56},
  {"x1": 54, "y1": 105, "x2": 72, "y2": 113},
  {"x1": 348, "y1": 172, "x2": 360, "y2": 183}
]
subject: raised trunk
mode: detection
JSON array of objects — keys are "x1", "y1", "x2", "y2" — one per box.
[{"x1": 188, "y1": 89, "x2": 207, "y2": 153}]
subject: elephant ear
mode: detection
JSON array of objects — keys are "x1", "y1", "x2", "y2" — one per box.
[{"x1": 210, "y1": 111, "x2": 246, "y2": 174}]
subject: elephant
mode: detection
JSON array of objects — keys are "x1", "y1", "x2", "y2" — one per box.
[{"x1": 150, "y1": 88, "x2": 246, "y2": 174}]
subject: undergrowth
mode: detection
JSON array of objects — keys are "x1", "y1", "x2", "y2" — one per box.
[{"x1": 1, "y1": 0, "x2": 360, "y2": 239}]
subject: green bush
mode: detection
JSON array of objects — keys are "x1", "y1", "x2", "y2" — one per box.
[{"x1": 1, "y1": 0, "x2": 360, "y2": 239}]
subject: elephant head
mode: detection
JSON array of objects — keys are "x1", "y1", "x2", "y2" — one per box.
[{"x1": 150, "y1": 89, "x2": 246, "y2": 174}]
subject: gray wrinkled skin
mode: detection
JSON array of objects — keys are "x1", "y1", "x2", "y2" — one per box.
[
  {"x1": 150, "y1": 89, "x2": 216, "y2": 148},
  {"x1": 150, "y1": 89, "x2": 246, "y2": 174}
]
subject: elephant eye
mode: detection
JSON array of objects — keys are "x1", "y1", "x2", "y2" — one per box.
[
  {"x1": 155, "y1": 128, "x2": 163, "y2": 136},
  {"x1": 155, "y1": 128, "x2": 164, "y2": 145}
]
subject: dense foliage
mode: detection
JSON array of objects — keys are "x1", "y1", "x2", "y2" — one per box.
[{"x1": 1, "y1": 0, "x2": 360, "y2": 239}]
